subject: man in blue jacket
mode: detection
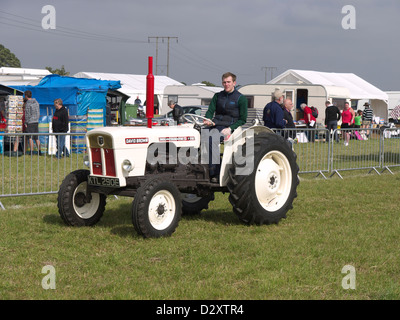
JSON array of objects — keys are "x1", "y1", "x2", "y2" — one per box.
[{"x1": 263, "y1": 88, "x2": 287, "y2": 129}]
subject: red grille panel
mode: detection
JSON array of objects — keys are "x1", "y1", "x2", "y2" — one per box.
[
  {"x1": 91, "y1": 148, "x2": 102, "y2": 175},
  {"x1": 104, "y1": 149, "x2": 116, "y2": 177}
]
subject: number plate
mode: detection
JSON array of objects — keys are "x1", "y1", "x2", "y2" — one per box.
[{"x1": 88, "y1": 176, "x2": 120, "y2": 187}]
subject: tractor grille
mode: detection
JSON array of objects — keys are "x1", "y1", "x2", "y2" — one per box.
[{"x1": 88, "y1": 134, "x2": 116, "y2": 177}]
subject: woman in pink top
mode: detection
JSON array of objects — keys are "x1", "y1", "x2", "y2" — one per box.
[{"x1": 341, "y1": 102, "x2": 355, "y2": 146}]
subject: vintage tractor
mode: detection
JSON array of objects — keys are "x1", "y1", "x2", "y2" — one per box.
[
  {"x1": 57, "y1": 116, "x2": 299, "y2": 238},
  {"x1": 57, "y1": 58, "x2": 299, "y2": 238}
]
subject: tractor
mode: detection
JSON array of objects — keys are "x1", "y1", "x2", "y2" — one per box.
[{"x1": 57, "y1": 114, "x2": 299, "y2": 238}]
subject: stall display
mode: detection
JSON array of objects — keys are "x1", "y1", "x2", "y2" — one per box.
[{"x1": 5, "y1": 95, "x2": 24, "y2": 136}]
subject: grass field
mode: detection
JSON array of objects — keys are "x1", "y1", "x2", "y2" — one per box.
[{"x1": 1, "y1": 169, "x2": 400, "y2": 300}]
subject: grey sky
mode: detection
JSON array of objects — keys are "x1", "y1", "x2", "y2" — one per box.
[{"x1": 1, "y1": 0, "x2": 399, "y2": 90}]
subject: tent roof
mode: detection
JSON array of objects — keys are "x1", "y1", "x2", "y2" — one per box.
[
  {"x1": 36, "y1": 74, "x2": 121, "y2": 91},
  {"x1": 0, "y1": 84, "x2": 23, "y2": 96},
  {"x1": 269, "y1": 69, "x2": 388, "y2": 101},
  {"x1": 0, "y1": 67, "x2": 51, "y2": 77},
  {"x1": 10, "y1": 74, "x2": 122, "y2": 107},
  {"x1": 0, "y1": 67, "x2": 52, "y2": 87}
]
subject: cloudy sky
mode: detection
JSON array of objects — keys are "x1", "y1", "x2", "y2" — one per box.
[{"x1": 1, "y1": 0, "x2": 399, "y2": 90}]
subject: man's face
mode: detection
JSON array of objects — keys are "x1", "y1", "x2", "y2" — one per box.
[{"x1": 222, "y1": 76, "x2": 236, "y2": 93}]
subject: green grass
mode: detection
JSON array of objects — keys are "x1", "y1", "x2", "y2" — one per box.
[{"x1": 1, "y1": 169, "x2": 400, "y2": 299}]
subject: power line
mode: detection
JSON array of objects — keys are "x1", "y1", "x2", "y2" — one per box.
[
  {"x1": 177, "y1": 43, "x2": 228, "y2": 72},
  {"x1": 0, "y1": 9, "x2": 147, "y2": 44}
]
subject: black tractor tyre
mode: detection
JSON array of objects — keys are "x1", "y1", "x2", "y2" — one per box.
[
  {"x1": 181, "y1": 193, "x2": 215, "y2": 215},
  {"x1": 227, "y1": 132, "x2": 299, "y2": 225},
  {"x1": 57, "y1": 169, "x2": 106, "y2": 226},
  {"x1": 132, "y1": 178, "x2": 182, "y2": 238}
]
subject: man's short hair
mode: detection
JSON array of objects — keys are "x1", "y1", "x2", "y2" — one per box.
[
  {"x1": 222, "y1": 72, "x2": 236, "y2": 82},
  {"x1": 24, "y1": 90, "x2": 32, "y2": 98},
  {"x1": 168, "y1": 100, "x2": 176, "y2": 106},
  {"x1": 54, "y1": 98, "x2": 63, "y2": 105}
]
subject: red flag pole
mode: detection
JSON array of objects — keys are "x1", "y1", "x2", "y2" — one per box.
[{"x1": 146, "y1": 56, "x2": 154, "y2": 128}]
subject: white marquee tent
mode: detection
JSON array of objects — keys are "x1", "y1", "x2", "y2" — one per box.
[
  {"x1": 74, "y1": 72, "x2": 183, "y2": 113},
  {"x1": 0, "y1": 67, "x2": 51, "y2": 86},
  {"x1": 268, "y1": 69, "x2": 389, "y2": 119}
]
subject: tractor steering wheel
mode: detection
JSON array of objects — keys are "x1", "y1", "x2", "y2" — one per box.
[{"x1": 182, "y1": 114, "x2": 215, "y2": 127}]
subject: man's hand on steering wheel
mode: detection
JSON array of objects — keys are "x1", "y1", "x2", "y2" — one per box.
[{"x1": 181, "y1": 114, "x2": 215, "y2": 127}]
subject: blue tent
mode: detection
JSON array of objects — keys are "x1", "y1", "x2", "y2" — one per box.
[
  {"x1": 12, "y1": 74, "x2": 122, "y2": 153},
  {"x1": 12, "y1": 74, "x2": 122, "y2": 119}
]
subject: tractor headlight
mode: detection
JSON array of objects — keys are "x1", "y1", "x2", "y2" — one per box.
[
  {"x1": 122, "y1": 159, "x2": 134, "y2": 172},
  {"x1": 83, "y1": 154, "x2": 90, "y2": 167}
]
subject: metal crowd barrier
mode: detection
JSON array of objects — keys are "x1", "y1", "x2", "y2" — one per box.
[
  {"x1": 1, "y1": 127, "x2": 400, "y2": 206},
  {"x1": 381, "y1": 127, "x2": 400, "y2": 174},
  {"x1": 329, "y1": 128, "x2": 382, "y2": 178},
  {"x1": 274, "y1": 126, "x2": 400, "y2": 179},
  {"x1": 0, "y1": 132, "x2": 86, "y2": 204},
  {"x1": 276, "y1": 128, "x2": 331, "y2": 178}
]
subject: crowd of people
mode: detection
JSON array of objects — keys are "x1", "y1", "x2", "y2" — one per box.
[
  {"x1": 0, "y1": 90, "x2": 70, "y2": 157},
  {"x1": 262, "y1": 88, "x2": 375, "y2": 145}
]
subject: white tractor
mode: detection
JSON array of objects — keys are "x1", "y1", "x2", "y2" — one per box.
[{"x1": 57, "y1": 115, "x2": 299, "y2": 238}]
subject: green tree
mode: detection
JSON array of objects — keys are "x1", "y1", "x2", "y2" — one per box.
[
  {"x1": 45, "y1": 65, "x2": 70, "y2": 76},
  {"x1": 201, "y1": 81, "x2": 216, "y2": 87},
  {"x1": 0, "y1": 44, "x2": 21, "y2": 68}
]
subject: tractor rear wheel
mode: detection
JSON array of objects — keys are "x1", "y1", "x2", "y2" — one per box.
[
  {"x1": 227, "y1": 132, "x2": 299, "y2": 225},
  {"x1": 181, "y1": 193, "x2": 215, "y2": 215}
]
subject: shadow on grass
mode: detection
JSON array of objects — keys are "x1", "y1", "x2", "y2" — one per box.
[
  {"x1": 182, "y1": 209, "x2": 243, "y2": 226},
  {"x1": 42, "y1": 201, "x2": 242, "y2": 238}
]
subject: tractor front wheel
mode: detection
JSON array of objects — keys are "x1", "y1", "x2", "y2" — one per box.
[
  {"x1": 57, "y1": 169, "x2": 106, "y2": 226},
  {"x1": 132, "y1": 178, "x2": 182, "y2": 238}
]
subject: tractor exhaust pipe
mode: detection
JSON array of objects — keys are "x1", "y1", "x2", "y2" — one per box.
[{"x1": 146, "y1": 56, "x2": 154, "y2": 128}]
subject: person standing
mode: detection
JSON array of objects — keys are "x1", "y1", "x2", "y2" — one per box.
[
  {"x1": 282, "y1": 98, "x2": 295, "y2": 139},
  {"x1": 24, "y1": 90, "x2": 42, "y2": 155},
  {"x1": 354, "y1": 110, "x2": 362, "y2": 129},
  {"x1": 324, "y1": 101, "x2": 341, "y2": 143},
  {"x1": 300, "y1": 103, "x2": 316, "y2": 142},
  {"x1": 52, "y1": 98, "x2": 69, "y2": 158},
  {"x1": 341, "y1": 102, "x2": 355, "y2": 146},
  {"x1": 168, "y1": 100, "x2": 184, "y2": 125},
  {"x1": 263, "y1": 89, "x2": 286, "y2": 130},
  {"x1": 135, "y1": 98, "x2": 146, "y2": 119},
  {"x1": 362, "y1": 102, "x2": 374, "y2": 136},
  {"x1": 203, "y1": 72, "x2": 248, "y2": 183}
]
